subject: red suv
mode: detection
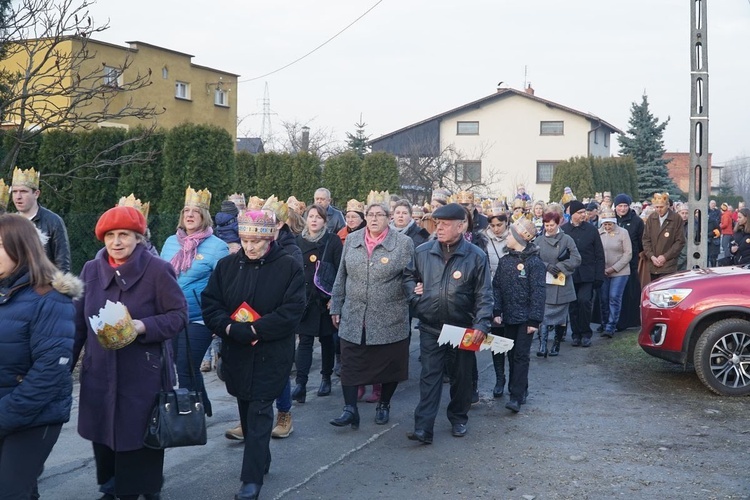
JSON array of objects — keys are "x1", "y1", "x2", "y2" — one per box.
[{"x1": 638, "y1": 266, "x2": 750, "y2": 396}]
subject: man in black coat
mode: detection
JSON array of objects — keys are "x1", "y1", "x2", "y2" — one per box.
[{"x1": 562, "y1": 200, "x2": 605, "y2": 347}]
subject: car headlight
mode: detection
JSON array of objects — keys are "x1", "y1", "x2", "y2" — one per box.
[{"x1": 649, "y1": 288, "x2": 692, "y2": 308}]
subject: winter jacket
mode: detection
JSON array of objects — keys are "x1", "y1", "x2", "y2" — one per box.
[
  {"x1": 0, "y1": 271, "x2": 82, "y2": 439},
  {"x1": 537, "y1": 229, "x2": 581, "y2": 305},
  {"x1": 473, "y1": 209, "x2": 489, "y2": 231},
  {"x1": 642, "y1": 210, "x2": 686, "y2": 275},
  {"x1": 484, "y1": 228, "x2": 509, "y2": 278},
  {"x1": 296, "y1": 232, "x2": 343, "y2": 337},
  {"x1": 720, "y1": 210, "x2": 734, "y2": 236},
  {"x1": 405, "y1": 237, "x2": 493, "y2": 334},
  {"x1": 616, "y1": 209, "x2": 644, "y2": 270},
  {"x1": 730, "y1": 229, "x2": 750, "y2": 265},
  {"x1": 403, "y1": 221, "x2": 431, "y2": 248},
  {"x1": 562, "y1": 221, "x2": 605, "y2": 284},
  {"x1": 201, "y1": 242, "x2": 305, "y2": 401},
  {"x1": 325, "y1": 205, "x2": 346, "y2": 234},
  {"x1": 160, "y1": 234, "x2": 229, "y2": 323},
  {"x1": 330, "y1": 228, "x2": 414, "y2": 345},
  {"x1": 74, "y1": 243, "x2": 188, "y2": 452},
  {"x1": 277, "y1": 225, "x2": 302, "y2": 265},
  {"x1": 492, "y1": 244, "x2": 546, "y2": 328},
  {"x1": 31, "y1": 204, "x2": 71, "y2": 273},
  {"x1": 599, "y1": 225, "x2": 632, "y2": 277},
  {"x1": 215, "y1": 212, "x2": 240, "y2": 244}
]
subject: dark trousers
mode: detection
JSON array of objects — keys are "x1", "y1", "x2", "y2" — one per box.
[
  {"x1": 0, "y1": 423, "x2": 62, "y2": 499},
  {"x1": 491, "y1": 325, "x2": 510, "y2": 386},
  {"x1": 505, "y1": 324, "x2": 534, "y2": 403},
  {"x1": 92, "y1": 442, "x2": 164, "y2": 497},
  {"x1": 237, "y1": 399, "x2": 274, "y2": 484},
  {"x1": 296, "y1": 334, "x2": 334, "y2": 385},
  {"x1": 414, "y1": 327, "x2": 473, "y2": 435},
  {"x1": 174, "y1": 322, "x2": 213, "y2": 416},
  {"x1": 569, "y1": 282, "x2": 594, "y2": 340}
]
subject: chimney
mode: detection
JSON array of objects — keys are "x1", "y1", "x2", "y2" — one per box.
[
  {"x1": 300, "y1": 126, "x2": 310, "y2": 153},
  {"x1": 525, "y1": 83, "x2": 535, "y2": 95}
]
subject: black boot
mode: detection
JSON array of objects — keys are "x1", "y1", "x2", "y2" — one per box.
[
  {"x1": 235, "y1": 482, "x2": 262, "y2": 500},
  {"x1": 375, "y1": 401, "x2": 390, "y2": 425},
  {"x1": 317, "y1": 375, "x2": 331, "y2": 397},
  {"x1": 330, "y1": 405, "x2": 360, "y2": 429},
  {"x1": 549, "y1": 325, "x2": 565, "y2": 356},
  {"x1": 536, "y1": 326, "x2": 549, "y2": 358},
  {"x1": 291, "y1": 383, "x2": 306, "y2": 403},
  {"x1": 492, "y1": 352, "x2": 505, "y2": 398}
]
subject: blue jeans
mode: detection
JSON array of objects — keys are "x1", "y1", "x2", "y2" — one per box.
[
  {"x1": 174, "y1": 323, "x2": 213, "y2": 416},
  {"x1": 276, "y1": 379, "x2": 292, "y2": 413},
  {"x1": 600, "y1": 275, "x2": 629, "y2": 332}
]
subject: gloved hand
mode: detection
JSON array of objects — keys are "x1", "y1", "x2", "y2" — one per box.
[
  {"x1": 229, "y1": 322, "x2": 259, "y2": 345},
  {"x1": 547, "y1": 264, "x2": 561, "y2": 277},
  {"x1": 593, "y1": 280, "x2": 603, "y2": 290}
]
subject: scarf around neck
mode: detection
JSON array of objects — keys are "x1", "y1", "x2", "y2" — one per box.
[
  {"x1": 170, "y1": 227, "x2": 213, "y2": 275},
  {"x1": 365, "y1": 227, "x2": 389, "y2": 257},
  {"x1": 302, "y1": 227, "x2": 326, "y2": 243},
  {"x1": 390, "y1": 219, "x2": 414, "y2": 234}
]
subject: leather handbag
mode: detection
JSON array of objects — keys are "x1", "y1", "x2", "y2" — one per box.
[
  {"x1": 144, "y1": 336, "x2": 207, "y2": 449},
  {"x1": 313, "y1": 235, "x2": 337, "y2": 297}
]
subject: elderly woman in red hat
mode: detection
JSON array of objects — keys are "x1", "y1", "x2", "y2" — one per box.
[{"x1": 73, "y1": 205, "x2": 187, "y2": 500}]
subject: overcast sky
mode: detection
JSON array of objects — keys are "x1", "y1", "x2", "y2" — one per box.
[{"x1": 89, "y1": 0, "x2": 750, "y2": 165}]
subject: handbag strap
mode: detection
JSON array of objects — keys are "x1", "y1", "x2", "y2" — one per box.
[{"x1": 319, "y1": 233, "x2": 331, "y2": 262}]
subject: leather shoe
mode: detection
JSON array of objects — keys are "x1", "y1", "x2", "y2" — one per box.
[
  {"x1": 235, "y1": 482, "x2": 262, "y2": 500},
  {"x1": 406, "y1": 429, "x2": 433, "y2": 444},
  {"x1": 375, "y1": 401, "x2": 390, "y2": 425},
  {"x1": 451, "y1": 423, "x2": 467, "y2": 437},
  {"x1": 291, "y1": 383, "x2": 306, "y2": 403},
  {"x1": 492, "y1": 383, "x2": 504, "y2": 398},
  {"x1": 317, "y1": 376, "x2": 331, "y2": 397},
  {"x1": 581, "y1": 337, "x2": 592, "y2": 347},
  {"x1": 505, "y1": 399, "x2": 521, "y2": 413},
  {"x1": 571, "y1": 338, "x2": 582, "y2": 347}
]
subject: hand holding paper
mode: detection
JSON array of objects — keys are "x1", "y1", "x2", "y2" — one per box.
[{"x1": 438, "y1": 324, "x2": 513, "y2": 355}]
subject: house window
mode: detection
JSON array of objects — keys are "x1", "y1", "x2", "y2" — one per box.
[
  {"x1": 540, "y1": 121, "x2": 564, "y2": 135},
  {"x1": 536, "y1": 161, "x2": 559, "y2": 183},
  {"x1": 455, "y1": 161, "x2": 481, "y2": 183},
  {"x1": 604, "y1": 133, "x2": 610, "y2": 147},
  {"x1": 593, "y1": 129, "x2": 599, "y2": 144},
  {"x1": 102, "y1": 66, "x2": 121, "y2": 88},
  {"x1": 215, "y1": 88, "x2": 229, "y2": 107},
  {"x1": 162, "y1": 67, "x2": 168, "y2": 79},
  {"x1": 457, "y1": 121, "x2": 479, "y2": 135},
  {"x1": 175, "y1": 81, "x2": 190, "y2": 100}
]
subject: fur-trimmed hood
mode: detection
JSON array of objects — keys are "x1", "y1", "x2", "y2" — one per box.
[{"x1": 51, "y1": 271, "x2": 84, "y2": 300}]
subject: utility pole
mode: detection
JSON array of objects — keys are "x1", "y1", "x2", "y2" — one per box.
[{"x1": 687, "y1": 0, "x2": 710, "y2": 269}]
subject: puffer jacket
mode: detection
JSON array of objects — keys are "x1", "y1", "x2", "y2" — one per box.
[
  {"x1": 492, "y1": 244, "x2": 546, "y2": 327},
  {"x1": 405, "y1": 237, "x2": 493, "y2": 333},
  {"x1": 0, "y1": 270, "x2": 82, "y2": 438}
]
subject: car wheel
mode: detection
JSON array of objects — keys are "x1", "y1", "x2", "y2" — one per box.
[{"x1": 694, "y1": 318, "x2": 750, "y2": 396}]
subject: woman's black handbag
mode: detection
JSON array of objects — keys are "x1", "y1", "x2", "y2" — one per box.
[
  {"x1": 144, "y1": 336, "x2": 207, "y2": 449},
  {"x1": 557, "y1": 246, "x2": 571, "y2": 262},
  {"x1": 313, "y1": 235, "x2": 337, "y2": 297}
]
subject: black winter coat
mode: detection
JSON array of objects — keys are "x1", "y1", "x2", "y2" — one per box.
[
  {"x1": 562, "y1": 221, "x2": 605, "y2": 284},
  {"x1": 296, "y1": 232, "x2": 343, "y2": 337},
  {"x1": 492, "y1": 245, "x2": 546, "y2": 328},
  {"x1": 201, "y1": 242, "x2": 305, "y2": 401},
  {"x1": 277, "y1": 225, "x2": 302, "y2": 265},
  {"x1": 616, "y1": 209, "x2": 644, "y2": 270},
  {"x1": 405, "y1": 238, "x2": 493, "y2": 334},
  {"x1": 32, "y1": 205, "x2": 71, "y2": 273},
  {"x1": 404, "y1": 223, "x2": 431, "y2": 248}
]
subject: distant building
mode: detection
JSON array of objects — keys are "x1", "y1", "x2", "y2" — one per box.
[
  {"x1": 664, "y1": 152, "x2": 721, "y2": 196},
  {"x1": 236, "y1": 137, "x2": 264, "y2": 154},
  {"x1": 370, "y1": 85, "x2": 622, "y2": 201},
  {"x1": 0, "y1": 38, "x2": 239, "y2": 141}
]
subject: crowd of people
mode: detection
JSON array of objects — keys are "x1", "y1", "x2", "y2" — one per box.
[{"x1": 1, "y1": 165, "x2": 749, "y2": 499}]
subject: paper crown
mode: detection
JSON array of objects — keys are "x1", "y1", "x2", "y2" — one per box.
[
  {"x1": 184, "y1": 186, "x2": 211, "y2": 210},
  {"x1": 118, "y1": 193, "x2": 150, "y2": 220},
  {"x1": 247, "y1": 196, "x2": 265, "y2": 210},
  {"x1": 0, "y1": 179, "x2": 8, "y2": 209},
  {"x1": 345, "y1": 198, "x2": 365, "y2": 214},
  {"x1": 262, "y1": 195, "x2": 289, "y2": 222},
  {"x1": 599, "y1": 208, "x2": 617, "y2": 222},
  {"x1": 594, "y1": 192, "x2": 603, "y2": 202},
  {"x1": 286, "y1": 196, "x2": 306, "y2": 215},
  {"x1": 431, "y1": 188, "x2": 451, "y2": 203},
  {"x1": 422, "y1": 202, "x2": 432, "y2": 214},
  {"x1": 481, "y1": 199, "x2": 493, "y2": 216},
  {"x1": 228, "y1": 193, "x2": 246, "y2": 210},
  {"x1": 455, "y1": 191, "x2": 474, "y2": 204},
  {"x1": 652, "y1": 192, "x2": 669, "y2": 205},
  {"x1": 412, "y1": 205, "x2": 425, "y2": 218},
  {"x1": 511, "y1": 218, "x2": 536, "y2": 242},
  {"x1": 12, "y1": 167, "x2": 40, "y2": 189},
  {"x1": 366, "y1": 190, "x2": 389, "y2": 206},
  {"x1": 238, "y1": 209, "x2": 277, "y2": 240},
  {"x1": 512, "y1": 198, "x2": 526, "y2": 210},
  {"x1": 490, "y1": 200, "x2": 506, "y2": 216}
]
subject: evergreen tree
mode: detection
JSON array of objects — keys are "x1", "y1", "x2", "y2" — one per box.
[
  {"x1": 322, "y1": 151, "x2": 362, "y2": 206},
  {"x1": 618, "y1": 94, "x2": 678, "y2": 200},
  {"x1": 359, "y1": 152, "x2": 399, "y2": 199},
  {"x1": 346, "y1": 116, "x2": 370, "y2": 159}
]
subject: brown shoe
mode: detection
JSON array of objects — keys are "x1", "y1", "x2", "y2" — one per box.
[
  {"x1": 200, "y1": 360, "x2": 211, "y2": 372},
  {"x1": 225, "y1": 424, "x2": 244, "y2": 441},
  {"x1": 271, "y1": 411, "x2": 293, "y2": 438}
]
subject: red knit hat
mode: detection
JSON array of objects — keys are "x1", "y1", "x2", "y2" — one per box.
[{"x1": 95, "y1": 206, "x2": 147, "y2": 241}]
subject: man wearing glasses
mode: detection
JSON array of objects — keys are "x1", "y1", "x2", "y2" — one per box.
[{"x1": 404, "y1": 203, "x2": 493, "y2": 443}]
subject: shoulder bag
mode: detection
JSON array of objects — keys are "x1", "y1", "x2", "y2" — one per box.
[{"x1": 313, "y1": 234, "x2": 337, "y2": 297}]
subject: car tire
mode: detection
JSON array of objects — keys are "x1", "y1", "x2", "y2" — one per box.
[{"x1": 693, "y1": 318, "x2": 750, "y2": 396}]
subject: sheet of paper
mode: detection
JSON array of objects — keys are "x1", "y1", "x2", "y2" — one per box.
[
  {"x1": 546, "y1": 271, "x2": 565, "y2": 286},
  {"x1": 438, "y1": 324, "x2": 514, "y2": 354}
]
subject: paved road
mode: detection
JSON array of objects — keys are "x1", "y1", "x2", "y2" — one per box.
[{"x1": 39, "y1": 329, "x2": 749, "y2": 499}]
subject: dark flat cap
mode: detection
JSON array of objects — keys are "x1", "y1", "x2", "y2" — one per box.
[
  {"x1": 586, "y1": 202, "x2": 599, "y2": 211},
  {"x1": 432, "y1": 203, "x2": 467, "y2": 220}
]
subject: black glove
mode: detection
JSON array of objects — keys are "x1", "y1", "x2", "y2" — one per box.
[
  {"x1": 547, "y1": 265, "x2": 561, "y2": 277},
  {"x1": 229, "y1": 322, "x2": 259, "y2": 345},
  {"x1": 593, "y1": 280, "x2": 603, "y2": 290}
]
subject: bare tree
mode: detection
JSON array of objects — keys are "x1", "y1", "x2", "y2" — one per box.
[
  {"x1": 272, "y1": 119, "x2": 344, "y2": 160},
  {"x1": 723, "y1": 154, "x2": 750, "y2": 202},
  {"x1": 0, "y1": 0, "x2": 160, "y2": 177}
]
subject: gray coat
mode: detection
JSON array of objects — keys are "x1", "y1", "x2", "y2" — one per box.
[
  {"x1": 330, "y1": 228, "x2": 414, "y2": 345},
  {"x1": 537, "y1": 230, "x2": 581, "y2": 305}
]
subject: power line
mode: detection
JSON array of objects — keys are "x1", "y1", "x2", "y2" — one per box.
[{"x1": 239, "y1": 0, "x2": 383, "y2": 84}]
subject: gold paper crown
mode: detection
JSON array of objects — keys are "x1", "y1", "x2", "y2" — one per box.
[
  {"x1": 247, "y1": 196, "x2": 265, "y2": 210},
  {"x1": 345, "y1": 198, "x2": 365, "y2": 214},
  {"x1": 423, "y1": 202, "x2": 432, "y2": 214},
  {"x1": 455, "y1": 191, "x2": 474, "y2": 204},
  {"x1": 12, "y1": 167, "x2": 40, "y2": 190},
  {"x1": 652, "y1": 192, "x2": 669, "y2": 205},
  {"x1": 237, "y1": 209, "x2": 277, "y2": 240},
  {"x1": 262, "y1": 195, "x2": 289, "y2": 222},
  {"x1": 490, "y1": 200, "x2": 506, "y2": 217},
  {"x1": 0, "y1": 179, "x2": 8, "y2": 209},
  {"x1": 431, "y1": 188, "x2": 451, "y2": 203},
  {"x1": 228, "y1": 193, "x2": 246, "y2": 210},
  {"x1": 117, "y1": 194, "x2": 150, "y2": 220},
  {"x1": 512, "y1": 218, "x2": 536, "y2": 242},
  {"x1": 594, "y1": 192, "x2": 603, "y2": 202},
  {"x1": 412, "y1": 205, "x2": 425, "y2": 218},
  {"x1": 512, "y1": 198, "x2": 525, "y2": 210},
  {"x1": 184, "y1": 186, "x2": 211, "y2": 210},
  {"x1": 286, "y1": 196, "x2": 305, "y2": 215},
  {"x1": 366, "y1": 190, "x2": 389, "y2": 206},
  {"x1": 599, "y1": 208, "x2": 617, "y2": 220},
  {"x1": 481, "y1": 199, "x2": 493, "y2": 216}
]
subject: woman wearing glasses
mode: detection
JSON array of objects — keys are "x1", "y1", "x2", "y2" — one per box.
[{"x1": 329, "y1": 202, "x2": 414, "y2": 429}]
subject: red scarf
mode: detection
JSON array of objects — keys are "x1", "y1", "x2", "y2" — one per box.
[{"x1": 364, "y1": 227, "x2": 389, "y2": 257}]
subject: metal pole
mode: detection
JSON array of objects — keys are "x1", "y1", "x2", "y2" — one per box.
[{"x1": 687, "y1": 0, "x2": 710, "y2": 269}]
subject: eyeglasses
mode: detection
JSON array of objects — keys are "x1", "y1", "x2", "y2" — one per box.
[{"x1": 365, "y1": 213, "x2": 387, "y2": 219}]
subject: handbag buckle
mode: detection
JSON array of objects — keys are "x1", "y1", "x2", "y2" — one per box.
[{"x1": 174, "y1": 388, "x2": 196, "y2": 415}]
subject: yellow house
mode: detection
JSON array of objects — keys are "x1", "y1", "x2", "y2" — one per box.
[{"x1": 0, "y1": 37, "x2": 239, "y2": 141}]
